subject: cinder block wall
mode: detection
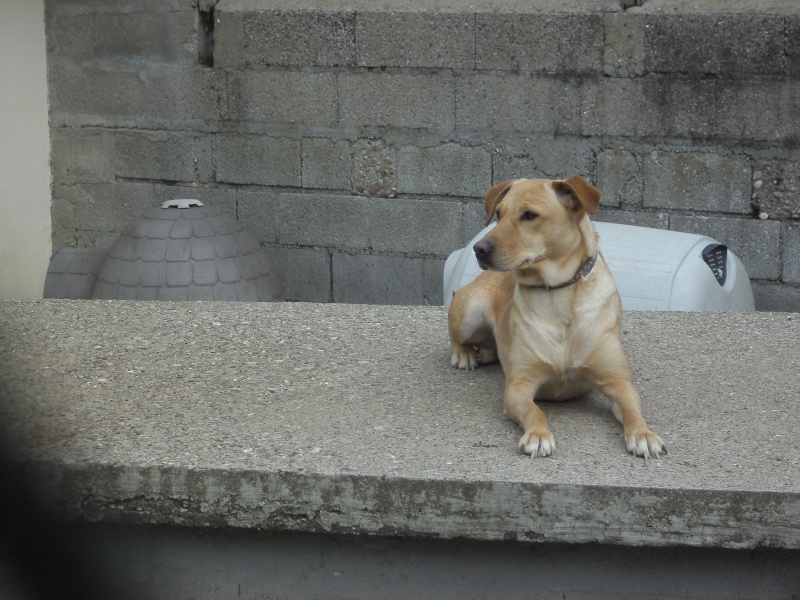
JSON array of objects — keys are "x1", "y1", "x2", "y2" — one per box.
[{"x1": 46, "y1": 0, "x2": 800, "y2": 309}]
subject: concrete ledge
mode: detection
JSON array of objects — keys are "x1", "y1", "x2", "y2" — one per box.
[{"x1": 1, "y1": 300, "x2": 799, "y2": 550}]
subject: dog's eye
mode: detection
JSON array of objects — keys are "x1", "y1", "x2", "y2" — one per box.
[{"x1": 520, "y1": 211, "x2": 538, "y2": 222}]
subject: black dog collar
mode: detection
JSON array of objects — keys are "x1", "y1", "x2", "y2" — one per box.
[{"x1": 526, "y1": 253, "x2": 598, "y2": 291}]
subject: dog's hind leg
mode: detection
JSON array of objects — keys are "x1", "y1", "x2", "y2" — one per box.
[{"x1": 448, "y1": 285, "x2": 496, "y2": 371}]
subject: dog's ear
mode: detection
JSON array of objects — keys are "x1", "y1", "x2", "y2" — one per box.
[
  {"x1": 484, "y1": 180, "x2": 515, "y2": 225},
  {"x1": 552, "y1": 176, "x2": 601, "y2": 216}
]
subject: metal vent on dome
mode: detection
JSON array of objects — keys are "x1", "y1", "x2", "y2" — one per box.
[{"x1": 162, "y1": 199, "x2": 204, "y2": 209}]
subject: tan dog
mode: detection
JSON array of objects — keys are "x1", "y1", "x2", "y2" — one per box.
[{"x1": 448, "y1": 176, "x2": 666, "y2": 459}]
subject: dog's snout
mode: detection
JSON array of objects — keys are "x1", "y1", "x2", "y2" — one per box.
[{"x1": 473, "y1": 240, "x2": 494, "y2": 261}]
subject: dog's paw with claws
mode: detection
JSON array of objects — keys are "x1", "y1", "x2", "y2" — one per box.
[
  {"x1": 451, "y1": 346, "x2": 479, "y2": 370},
  {"x1": 626, "y1": 430, "x2": 667, "y2": 459},
  {"x1": 519, "y1": 432, "x2": 556, "y2": 458}
]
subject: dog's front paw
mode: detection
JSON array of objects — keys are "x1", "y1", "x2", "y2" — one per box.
[
  {"x1": 519, "y1": 431, "x2": 555, "y2": 458},
  {"x1": 451, "y1": 346, "x2": 479, "y2": 370},
  {"x1": 626, "y1": 430, "x2": 667, "y2": 459}
]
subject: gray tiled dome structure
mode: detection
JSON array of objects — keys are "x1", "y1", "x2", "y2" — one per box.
[
  {"x1": 43, "y1": 247, "x2": 107, "y2": 300},
  {"x1": 45, "y1": 200, "x2": 282, "y2": 302}
]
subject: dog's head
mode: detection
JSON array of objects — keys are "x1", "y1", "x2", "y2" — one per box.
[{"x1": 473, "y1": 176, "x2": 601, "y2": 276}]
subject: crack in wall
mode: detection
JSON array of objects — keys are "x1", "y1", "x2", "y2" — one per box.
[{"x1": 198, "y1": 1, "x2": 218, "y2": 67}]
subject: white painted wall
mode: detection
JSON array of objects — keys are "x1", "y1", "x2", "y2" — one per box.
[{"x1": 0, "y1": 0, "x2": 51, "y2": 299}]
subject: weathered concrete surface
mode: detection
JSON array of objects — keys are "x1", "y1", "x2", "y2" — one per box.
[{"x1": 0, "y1": 300, "x2": 798, "y2": 549}]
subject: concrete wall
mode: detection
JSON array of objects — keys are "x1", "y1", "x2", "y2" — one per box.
[
  {"x1": 4, "y1": 524, "x2": 800, "y2": 600},
  {"x1": 0, "y1": 0, "x2": 51, "y2": 299},
  {"x1": 45, "y1": 0, "x2": 800, "y2": 309}
]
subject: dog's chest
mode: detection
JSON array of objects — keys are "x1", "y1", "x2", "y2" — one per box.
[{"x1": 504, "y1": 291, "x2": 597, "y2": 374}]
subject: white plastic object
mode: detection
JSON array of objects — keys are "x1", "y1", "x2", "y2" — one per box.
[
  {"x1": 162, "y1": 199, "x2": 204, "y2": 209},
  {"x1": 443, "y1": 221, "x2": 755, "y2": 311}
]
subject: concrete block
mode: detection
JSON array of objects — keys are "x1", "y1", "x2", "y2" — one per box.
[
  {"x1": 332, "y1": 253, "x2": 428, "y2": 305},
  {"x1": 339, "y1": 72, "x2": 455, "y2": 129},
  {"x1": 214, "y1": 134, "x2": 301, "y2": 186},
  {"x1": 594, "y1": 149, "x2": 642, "y2": 209},
  {"x1": 46, "y1": 14, "x2": 96, "y2": 62},
  {"x1": 463, "y1": 200, "x2": 488, "y2": 239},
  {"x1": 751, "y1": 159, "x2": 800, "y2": 221},
  {"x1": 275, "y1": 194, "x2": 371, "y2": 249},
  {"x1": 456, "y1": 74, "x2": 581, "y2": 135},
  {"x1": 113, "y1": 131, "x2": 214, "y2": 183},
  {"x1": 670, "y1": 215, "x2": 781, "y2": 281},
  {"x1": 788, "y1": 16, "x2": 800, "y2": 78},
  {"x1": 604, "y1": 12, "x2": 645, "y2": 77},
  {"x1": 397, "y1": 144, "x2": 490, "y2": 198},
  {"x1": 51, "y1": 63, "x2": 226, "y2": 130},
  {"x1": 52, "y1": 182, "x2": 159, "y2": 245},
  {"x1": 213, "y1": 12, "x2": 245, "y2": 69},
  {"x1": 369, "y1": 198, "x2": 464, "y2": 257},
  {"x1": 582, "y1": 77, "x2": 715, "y2": 139},
  {"x1": 237, "y1": 189, "x2": 281, "y2": 244},
  {"x1": 143, "y1": 66, "x2": 226, "y2": 129},
  {"x1": 65, "y1": 0, "x2": 194, "y2": 13},
  {"x1": 84, "y1": 230, "x2": 121, "y2": 251},
  {"x1": 51, "y1": 196, "x2": 78, "y2": 248},
  {"x1": 645, "y1": 15, "x2": 785, "y2": 76},
  {"x1": 716, "y1": 80, "x2": 800, "y2": 143},
  {"x1": 783, "y1": 224, "x2": 800, "y2": 284},
  {"x1": 302, "y1": 139, "x2": 352, "y2": 191},
  {"x1": 153, "y1": 0, "x2": 197, "y2": 10},
  {"x1": 61, "y1": 65, "x2": 223, "y2": 128},
  {"x1": 356, "y1": 13, "x2": 474, "y2": 69},
  {"x1": 751, "y1": 282, "x2": 800, "y2": 312},
  {"x1": 491, "y1": 157, "x2": 533, "y2": 189},
  {"x1": 422, "y1": 258, "x2": 446, "y2": 306},
  {"x1": 493, "y1": 139, "x2": 595, "y2": 183},
  {"x1": 476, "y1": 13, "x2": 603, "y2": 74},
  {"x1": 268, "y1": 246, "x2": 331, "y2": 302},
  {"x1": 227, "y1": 70, "x2": 338, "y2": 126},
  {"x1": 93, "y1": 10, "x2": 197, "y2": 65},
  {"x1": 643, "y1": 151, "x2": 752, "y2": 214},
  {"x1": 48, "y1": 65, "x2": 147, "y2": 125},
  {"x1": 351, "y1": 140, "x2": 397, "y2": 197},
  {"x1": 50, "y1": 128, "x2": 115, "y2": 185},
  {"x1": 241, "y1": 10, "x2": 356, "y2": 67}
]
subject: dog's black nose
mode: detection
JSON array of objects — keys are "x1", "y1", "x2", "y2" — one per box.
[{"x1": 473, "y1": 240, "x2": 494, "y2": 261}]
